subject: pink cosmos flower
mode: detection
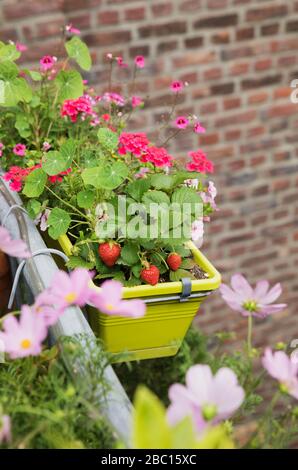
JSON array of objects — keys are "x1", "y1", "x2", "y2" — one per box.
[
  {"x1": 171, "y1": 80, "x2": 183, "y2": 93},
  {"x1": 13, "y1": 143, "x2": 26, "y2": 156},
  {"x1": 262, "y1": 348, "x2": 298, "y2": 399},
  {"x1": 0, "y1": 305, "x2": 48, "y2": 359},
  {"x1": 220, "y1": 274, "x2": 287, "y2": 318},
  {"x1": 191, "y1": 220, "x2": 204, "y2": 248},
  {"x1": 0, "y1": 226, "x2": 30, "y2": 258},
  {"x1": 0, "y1": 142, "x2": 3, "y2": 157},
  {"x1": 39, "y1": 55, "x2": 57, "y2": 72},
  {"x1": 119, "y1": 132, "x2": 149, "y2": 156},
  {"x1": 167, "y1": 365, "x2": 244, "y2": 433},
  {"x1": 44, "y1": 268, "x2": 94, "y2": 311},
  {"x1": 117, "y1": 56, "x2": 128, "y2": 68},
  {"x1": 32, "y1": 291, "x2": 63, "y2": 326},
  {"x1": 16, "y1": 41, "x2": 27, "y2": 52},
  {"x1": 65, "y1": 24, "x2": 81, "y2": 35},
  {"x1": 186, "y1": 150, "x2": 214, "y2": 174},
  {"x1": 89, "y1": 280, "x2": 146, "y2": 318},
  {"x1": 194, "y1": 122, "x2": 206, "y2": 134},
  {"x1": 134, "y1": 55, "x2": 145, "y2": 68},
  {"x1": 140, "y1": 146, "x2": 173, "y2": 168},
  {"x1": 175, "y1": 116, "x2": 189, "y2": 129},
  {"x1": 131, "y1": 96, "x2": 143, "y2": 108},
  {"x1": 0, "y1": 415, "x2": 11, "y2": 444}
]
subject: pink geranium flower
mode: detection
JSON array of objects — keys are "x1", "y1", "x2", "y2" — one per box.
[
  {"x1": 262, "y1": 348, "x2": 298, "y2": 399},
  {"x1": 89, "y1": 280, "x2": 146, "y2": 318},
  {"x1": 175, "y1": 116, "x2": 189, "y2": 129},
  {"x1": 220, "y1": 274, "x2": 287, "y2": 318},
  {"x1": 194, "y1": 121, "x2": 206, "y2": 134},
  {"x1": 65, "y1": 24, "x2": 81, "y2": 35},
  {"x1": 16, "y1": 41, "x2": 27, "y2": 52},
  {"x1": 119, "y1": 132, "x2": 149, "y2": 156},
  {"x1": 13, "y1": 143, "x2": 26, "y2": 156},
  {"x1": 167, "y1": 365, "x2": 244, "y2": 433},
  {"x1": 0, "y1": 305, "x2": 48, "y2": 359},
  {"x1": 116, "y1": 56, "x2": 128, "y2": 68},
  {"x1": 39, "y1": 55, "x2": 57, "y2": 72},
  {"x1": 0, "y1": 415, "x2": 11, "y2": 444},
  {"x1": 131, "y1": 96, "x2": 143, "y2": 108},
  {"x1": 186, "y1": 150, "x2": 214, "y2": 174},
  {"x1": 140, "y1": 146, "x2": 173, "y2": 168},
  {"x1": 45, "y1": 268, "x2": 94, "y2": 310},
  {"x1": 171, "y1": 80, "x2": 183, "y2": 93},
  {"x1": 0, "y1": 226, "x2": 30, "y2": 258},
  {"x1": 134, "y1": 55, "x2": 145, "y2": 68}
]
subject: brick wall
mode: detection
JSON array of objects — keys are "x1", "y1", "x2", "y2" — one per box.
[{"x1": 1, "y1": 0, "x2": 298, "y2": 351}]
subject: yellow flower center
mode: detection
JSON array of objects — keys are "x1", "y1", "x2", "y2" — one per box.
[
  {"x1": 21, "y1": 339, "x2": 31, "y2": 349},
  {"x1": 242, "y1": 299, "x2": 258, "y2": 312},
  {"x1": 105, "y1": 303, "x2": 115, "y2": 311},
  {"x1": 65, "y1": 292, "x2": 77, "y2": 303}
]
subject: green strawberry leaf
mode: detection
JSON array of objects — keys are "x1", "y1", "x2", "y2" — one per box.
[{"x1": 66, "y1": 256, "x2": 95, "y2": 270}]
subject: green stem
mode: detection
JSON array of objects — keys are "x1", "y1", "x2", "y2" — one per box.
[
  {"x1": 247, "y1": 314, "x2": 253, "y2": 358},
  {"x1": 46, "y1": 186, "x2": 89, "y2": 220}
]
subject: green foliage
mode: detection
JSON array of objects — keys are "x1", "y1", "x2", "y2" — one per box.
[
  {"x1": 26, "y1": 199, "x2": 41, "y2": 219},
  {"x1": 23, "y1": 168, "x2": 47, "y2": 198},
  {"x1": 120, "y1": 242, "x2": 140, "y2": 265},
  {"x1": 77, "y1": 189, "x2": 95, "y2": 209},
  {"x1": 42, "y1": 151, "x2": 68, "y2": 176},
  {"x1": 47, "y1": 208, "x2": 71, "y2": 239},
  {"x1": 0, "y1": 339, "x2": 115, "y2": 449},
  {"x1": 0, "y1": 61, "x2": 32, "y2": 107},
  {"x1": 55, "y1": 70, "x2": 83, "y2": 102},
  {"x1": 82, "y1": 161, "x2": 128, "y2": 190},
  {"x1": 132, "y1": 387, "x2": 233, "y2": 449},
  {"x1": 15, "y1": 114, "x2": 31, "y2": 138},
  {"x1": 66, "y1": 255, "x2": 95, "y2": 270},
  {"x1": 0, "y1": 42, "x2": 20, "y2": 62},
  {"x1": 97, "y1": 127, "x2": 119, "y2": 152},
  {"x1": 65, "y1": 37, "x2": 91, "y2": 71}
]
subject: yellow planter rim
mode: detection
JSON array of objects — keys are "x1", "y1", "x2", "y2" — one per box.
[{"x1": 58, "y1": 234, "x2": 221, "y2": 299}]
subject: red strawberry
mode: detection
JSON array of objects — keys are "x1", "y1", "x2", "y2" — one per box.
[
  {"x1": 140, "y1": 265, "x2": 160, "y2": 286},
  {"x1": 167, "y1": 253, "x2": 182, "y2": 271},
  {"x1": 98, "y1": 242, "x2": 121, "y2": 267}
]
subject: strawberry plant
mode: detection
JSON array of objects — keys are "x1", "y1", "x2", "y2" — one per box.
[{"x1": 0, "y1": 29, "x2": 218, "y2": 286}]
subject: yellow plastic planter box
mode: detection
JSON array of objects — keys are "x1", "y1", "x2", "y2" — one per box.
[{"x1": 57, "y1": 235, "x2": 221, "y2": 362}]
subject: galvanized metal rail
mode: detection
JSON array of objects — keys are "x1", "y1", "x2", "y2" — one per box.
[{"x1": 0, "y1": 178, "x2": 133, "y2": 447}]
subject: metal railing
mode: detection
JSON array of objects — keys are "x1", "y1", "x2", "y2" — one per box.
[{"x1": 0, "y1": 177, "x2": 133, "y2": 447}]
